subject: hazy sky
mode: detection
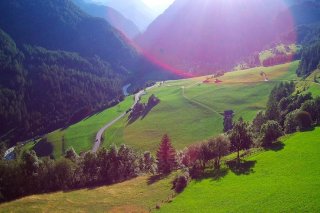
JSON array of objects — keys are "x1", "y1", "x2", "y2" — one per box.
[{"x1": 142, "y1": 0, "x2": 175, "y2": 12}]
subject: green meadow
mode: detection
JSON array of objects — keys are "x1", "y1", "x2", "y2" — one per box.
[
  {"x1": 45, "y1": 97, "x2": 134, "y2": 158},
  {"x1": 103, "y1": 62, "x2": 300, "y2": 153},
  {"x1": 159, "y1": 127, "x2": 320, "y2": 212},
  {"x1": 36, "y1": 61, "x2": 308, "y2": 157},
  {"x1": 2, "y1": 127, "x2": 319, "y2": 212}
]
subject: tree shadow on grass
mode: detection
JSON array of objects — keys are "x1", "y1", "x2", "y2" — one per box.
[
  {"x1": 147, "y1": 173, "x2": 169, "y2": 185},
  {"x1": 266, "y1": 141, "x2": 285, "y2": 152},
  {"x1": 194, "y1": 168, "x2": 229, "y2": 182},
  {"x1": 227, "y1": 160, "x2": 256, "y2": 176},
  {"x1": 141, "y1": 102, "x2": 159, "y2": 120}
]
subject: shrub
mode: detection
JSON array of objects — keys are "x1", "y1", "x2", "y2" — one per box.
[
  {"x1": 172, "y1": 173, "x2": 189, "y2": 193},
  {"x1": 260, "y1": 120, "x2": 283, "y2": 147},
  {"x1": 284, "y1": 110, "x2": 299, "y2": 134},
  {"x1": 296, "y1": 111, "x2": 312, "y2": 130}
]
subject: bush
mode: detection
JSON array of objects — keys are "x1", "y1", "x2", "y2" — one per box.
[
  {"x1": 260, "y1": 120, "x2": 283, "y2": 147},
  {"x1": 284, "y1": 110, "x2": 299, "y2": 134},
  {"x1": 172, "y1": 173, "x2": 189, "y2": 193},
  {"x1": 296, "y1": 111, "x2": 312, "y2": 130}
]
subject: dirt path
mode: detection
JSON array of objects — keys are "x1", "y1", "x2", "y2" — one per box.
[{"x1": 92, "y1": 84, "x2": 158, "y2": 152}]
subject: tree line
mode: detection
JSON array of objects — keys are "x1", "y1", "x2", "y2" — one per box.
[{"x1": 0, "y1": 145, "x2": 157, "y2": 202}]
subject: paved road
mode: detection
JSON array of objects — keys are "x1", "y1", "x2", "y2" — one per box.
[{"x1": 92, "y1": 83, "x2": 158, "y2": 152}]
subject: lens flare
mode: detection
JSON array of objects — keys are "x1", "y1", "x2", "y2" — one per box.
[{"x1": 130, "y1": 0, "x2": 298, "y2": 78}]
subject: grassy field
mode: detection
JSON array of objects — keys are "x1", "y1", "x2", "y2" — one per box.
[
  {"x1": 2, "y1": 128, "x2": 319, "y2": 212},
  {"x1": 45, "y1": 97, "x2": 134, "y2": 158},
  {"x1": 159, "y1": 127, "x2": 320, "y2": 212},
  {"x1": 31, "y1": 61, "x2": 302, "y2": 158},
  {"x1": 103, "y1": 61, "x2": 300, "y2": 154},
  {"x1": 0, "y1": 173, "x2": 177, "y2": 213}
]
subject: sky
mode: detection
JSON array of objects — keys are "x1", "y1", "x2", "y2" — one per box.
[{"x1": 142, "y1": 0, "x2": 175, "y2": 13}]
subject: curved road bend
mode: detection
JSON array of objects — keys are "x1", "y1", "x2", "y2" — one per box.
[{"x1": 92, "y1": 83, "x2": 158, "y2": 152}]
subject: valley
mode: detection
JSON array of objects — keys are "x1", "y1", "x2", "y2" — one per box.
[{"x1": 1, "y1": 0, "x2": 320, "y2": 212}]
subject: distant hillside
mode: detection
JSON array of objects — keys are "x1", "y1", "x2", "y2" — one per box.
[
  {"x1": 0, "y1": 0, "x2": 138, "y2": 70},
  {"x1": 72, "y1": 0, "x2": 140, "y2": 39},
  {"x1": 91, "y1": 0, "x2": 155, "y2": 32},
  {"x1": 137, "y1": 0, "x2": 320, "y2": 75}
]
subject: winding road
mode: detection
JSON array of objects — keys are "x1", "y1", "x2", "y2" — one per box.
[{"x1": 92, "y1": 83, "x2": 158, "y2": 152}]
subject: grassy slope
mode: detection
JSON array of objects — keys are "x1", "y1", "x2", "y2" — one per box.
[
  {"x1": 46, "y1": 97, "x2": 134, "y2": 158},
  {"x1": 159, "y1": 127, "x2": 320, "y2": 212},
  {"x1": 104, "y1": 61, "x2": 299, "y2": 154},
  {"x1": 296, "y1": 69, "x2": 320, "y2": 97},
  {"x1": 2, "y1": 128, "x2": 320, "y2": 212},
  {"x1": 0, "y1": 173, "x2": 177, "y2": 213},
  {"x1": 259, "y1": 44, "x2": 300, "y2": 63}
]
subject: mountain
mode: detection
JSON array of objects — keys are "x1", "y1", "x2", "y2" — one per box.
[
  {"x1": 90, "y1": 0, "x2": 156, "y2": 32},
  {"x1": 0, "y1": 0, "x2": 138, "y2": 70},
  {"x1": 0, "y1": 27, "x2": 126, "y2": 145},
  {"x1": 72, "y1": 0, "x2": 140, "y2": 39},
  {"x1": 137, "y1": 0, "x2": 319, "y2": 75},
  {"x1": 0, "y1": 0, "x2": 176, "y2": 145}
]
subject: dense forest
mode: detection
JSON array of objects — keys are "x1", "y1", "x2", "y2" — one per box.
[
  {"x1": 297, "y1": 41, "x2": 320, "y2": 76},
  {"x1": 0, "y1": 28, "x2": 127, "y2": 145},
  {"x1": 0, "y1": 0, "x2": 177, "y2": 146}
]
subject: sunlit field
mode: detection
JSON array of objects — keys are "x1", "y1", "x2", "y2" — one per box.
[
  {"x1": 159, "y1": 127, "x2": 320, "y2": 212},
  {"x1": 103, "y1": 62, "x2": 299, "y2": 153}
]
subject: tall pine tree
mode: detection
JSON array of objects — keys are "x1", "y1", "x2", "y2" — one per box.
[{"x1": 156, "y1": 134, "x2": 177, "y2": 174}]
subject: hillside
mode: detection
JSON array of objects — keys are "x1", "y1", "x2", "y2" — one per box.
[
  {"x1": 72, "y1": 0, "x2": 140, "y2": 39},
  {"x1": 102, "y1": 62, "x2": 300, "y2": 154},
  {"x1": 137, "y1": 0, "x2": 320, "y2": 75},
  {"x1": 37, "y1": 61, "x2": 300, "y2": 158},
  {"x1": 1, "y1": 127, "x2": 319, "y2": 212},
  {"x1": 91, "y1": 0, "x2": 155, "y2": 32},
  {"x1": 0, "y1": 29, "x2": 128, "y2": 146},
  {"x1": 160, "y1": 127, "x2": 320, "y2": 212},
  {"x1": 137, "y1": 0, "x2": 296, "y2": 75},
  {"x1": 0, "y1": 0, "x2": 177, "y2": 146},
  {"x1": 0, "y1": 0, "x2": 138, "y2": 68}
]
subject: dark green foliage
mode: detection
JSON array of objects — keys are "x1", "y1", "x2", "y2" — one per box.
[
  {"x1": 0, "y1": 143, "x2": 7, "y2": 159},
  {"x1": 265, "y1": 82, "x2": 295, "y2": 121},
  {"x1": 284, "y1": 110, "x2": 300, "y2": 134},
  {"x1": 223, "y1": 111, "x2": 234, "y2": 132},
  {"x1": 64, "y1": 147, "x2": 79, "y2": 163},
  {"x1": 140, "y1": 151, "x2": 157, "y2": 174},
  {"x1": 252, "y1": 111, "x2": 267, "y2": 134},
  {"x1": 260, "y1": 120, "x2": 283, "y2": 147},
  {"x1": 296, "y1": 111, "x2": 313, "y2": 130},
  {"x1": 208, "y1": 135, "x2": 230, "y2": 169},
  {"x1": 301, "y1": 100, "x2": 319, "y2": 123},
  {"x1": 172, "y1": 172, "x2": 189, "y2": 193},
  {"x1": 229, "y1": 118, "x2": 253, "y2": 163},
  {"x1": 0, "y1": 0, "x2": 137, "y2": 68},
  {"x1": 297, "y1": 41, "x2": 320, "y2": 77},
  {"x1": 156, "y1": 134, "x2": 177, "y2": 174},
  {"x1": 0, "y1": 144, "x2": 152, "y2": 202},
  {"x1": 33, "y1": 139, "x2": 54, "y2": 157},
  {"x1": 0, "y1": 29, "x2": 125, "y2": 144}
]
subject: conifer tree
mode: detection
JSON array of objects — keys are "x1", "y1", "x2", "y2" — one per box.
[{"x1": 156, "y1": 134, "x2": 177, "y2": 174}]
